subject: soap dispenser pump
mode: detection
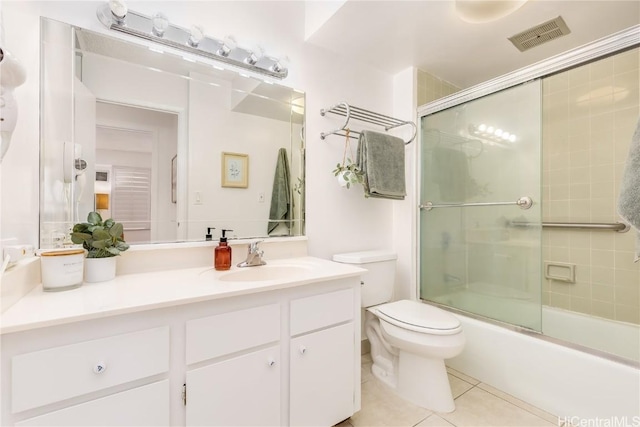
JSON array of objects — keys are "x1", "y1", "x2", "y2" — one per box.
[
  {"x1": 205, "y1": 227, "x2": 216, "y2": 241},
  {"x1": 214, "y1": 229, "x2": 233, "y2": 271}
]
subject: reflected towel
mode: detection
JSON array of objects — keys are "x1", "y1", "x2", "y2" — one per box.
[
  {"x1": 432, "y1": 146, "x2": 471, "y2": 202},
  {"x1": 268, "y1": 148, "x2": 291, "y2": 234},
  {"x1": 357, "y1": 130, "x2": 406, "y2": 200},
  {"x1": 617, "y1": 118, "x2": 640, "y2": 262}
]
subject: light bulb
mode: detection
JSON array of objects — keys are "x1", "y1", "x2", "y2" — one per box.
[
  {"x1": 217, "y1": 37, "x2": 236, "y2": 57},
  {"x1": 270, "y1": 60, "x2": 284, "y2": 73},
  {"x1": 244, "y1": 51, "x2": 260, "y2": 66},
  {"x1": 151, "y1": 12, "x2": 169, "y2": 37},
  {"x1": 501, "y1": 132, "x2": 510, "y2": 140},
  {"x1": 494, "y1": 129, "x2": 503, "y2": 137},
  {"x1": 486, "y1": 126, "x2": 494, "y2": 134},
  {"x1": 509, "y1": 135, "x2": 516, "y2": 142},
  {"x1": 188, "y1": 25, "x2": 204, "y2": 47},
  {"x1": 109, "y1": 0, "x2": 127, "y2": 22},
  {"x1": 478, "y1": 124, "x2": 487, "y2": 132}
]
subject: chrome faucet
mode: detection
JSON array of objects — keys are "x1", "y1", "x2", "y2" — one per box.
[{"x1": 237, "y1": 241, "x2": 267, "y2": 267}]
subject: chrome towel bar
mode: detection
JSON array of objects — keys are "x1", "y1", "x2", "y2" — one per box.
[
  {"x1": 420, "y1": 196, "x2": 533, "y2": 211},
  {"x1": 320, "y1": 102, "x2": 417, "y2": 144},
  {"x1": 510, "y1": 221, "x2": 630, "y2": 233}
]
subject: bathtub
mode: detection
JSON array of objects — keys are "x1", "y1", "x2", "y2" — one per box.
[
  {"x1": 429, "y1": 290, "x2": 640, "y2": 420},
  {"x1": 433, "y1": 287, "x2": 640, "y2": 362}
]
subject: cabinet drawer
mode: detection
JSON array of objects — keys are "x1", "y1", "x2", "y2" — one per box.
[
  {"x1": 16, "y1": 380, "x2": 170, "y2": 426},
  {"x1": 186, "y1": 303, "x2": 280, "y2": 365},
  {"x1": 12, "y1": 326, "x2": 169, "y2": 414},
  {"x1": 290, "y1": 288, "x2": 354, "y2": 336}
]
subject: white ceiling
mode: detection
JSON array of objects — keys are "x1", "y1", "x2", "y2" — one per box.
[{"x1": 306, "y1": 0, "x2": 640, "y2": 88}]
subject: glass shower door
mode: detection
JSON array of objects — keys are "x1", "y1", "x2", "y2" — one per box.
[{"x1": 419, "y1": 81, "x2": 542, "y2": 331}]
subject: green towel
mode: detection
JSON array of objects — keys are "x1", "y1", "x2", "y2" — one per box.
[
  {"x1": 617, "y1": 118, "x2": 640, "y2": 262},
  {"x1": 268, "y1": 148, "x2": 291, "y2": 234},
  {"x1": 357, "y1": 130, "x2": 406, "y2": 200}
]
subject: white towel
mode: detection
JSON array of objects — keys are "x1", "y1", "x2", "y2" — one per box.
[{"x1": 617, "y1": 118, "x2": 640, "y2": 262}]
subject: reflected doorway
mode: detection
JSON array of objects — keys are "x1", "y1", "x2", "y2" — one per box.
[{"x1": 94, "y1": 101, "x2": 178, "y2": 243}]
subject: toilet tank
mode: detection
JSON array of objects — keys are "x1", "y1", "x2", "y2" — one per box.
[{"x1": 332, "y1": 250, "x2": 397, "y2": 308}]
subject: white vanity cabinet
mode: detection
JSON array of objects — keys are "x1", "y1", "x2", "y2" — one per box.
[
  {"x1": 184, "y1": 304, "x2": 282, "y2": 426},
  {"x1": 1, "y1": 274, "x2": 362, "y2": 427},
  {"x1": 4, "y1": 326, "x2": 170, "y2": 426},
  {"x1": 289, "y1": 289, "x2": 356, "y2": 426}
]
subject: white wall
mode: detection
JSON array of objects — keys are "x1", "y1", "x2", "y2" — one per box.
[
  {"x1": 187, "y1": 73, "x2": 292, "y2": 240},
  {"x1": 0, "y1": 1, "x2": 402, "y2": 264}
]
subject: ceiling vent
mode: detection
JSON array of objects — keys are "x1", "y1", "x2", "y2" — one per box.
[{"x1": 508, "y1": 16, "x2": 571, "y2": 52}]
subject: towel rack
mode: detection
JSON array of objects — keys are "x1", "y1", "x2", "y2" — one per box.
[{"x1": 320, "y1": 102, "x2": 417, "y2": 145}]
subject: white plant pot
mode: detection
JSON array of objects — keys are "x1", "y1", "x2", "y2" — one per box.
[
  {"x1": 84, "y1": 257, "x2": 117, "y2": 283},
  {"x1": 337, "y1": 171, "x2": 349, "y2": 187}
]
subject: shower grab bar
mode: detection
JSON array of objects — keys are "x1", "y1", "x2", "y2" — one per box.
[
  {"x1": 510, "y1": 221, "x2": 630, "y2": 233},
  {"x1": 420, "y1": 196, "x2": 533, "y2": 211}
]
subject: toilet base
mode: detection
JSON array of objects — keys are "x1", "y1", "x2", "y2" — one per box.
[
  {"x1": 397, "y1": 350, "x2": 455, "y2": 413},
  {"x1": 371, "y1": 358, "x2": 397, "y2": 389}
]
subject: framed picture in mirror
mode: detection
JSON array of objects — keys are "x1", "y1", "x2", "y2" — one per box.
[{"x1": 221, "y1": 152, "x2": 249, "y2": 188}]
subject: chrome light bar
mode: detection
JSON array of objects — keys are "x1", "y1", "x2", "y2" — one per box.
[{"x1": 96, "y1": 2, "x2": 288, "y2": 79}]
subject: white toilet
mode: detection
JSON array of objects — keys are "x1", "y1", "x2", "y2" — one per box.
[{"x1": 333, "y1": 250, "x2": 465, "y2": 413}]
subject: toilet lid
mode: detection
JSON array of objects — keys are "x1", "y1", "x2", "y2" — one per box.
[{"x1": 376, "y1": 300, "x2": 461, "y2": 333}]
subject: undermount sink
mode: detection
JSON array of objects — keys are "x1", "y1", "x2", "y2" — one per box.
[{"x1": 206, "y1": 265, "x2": 314, "y2": 282}]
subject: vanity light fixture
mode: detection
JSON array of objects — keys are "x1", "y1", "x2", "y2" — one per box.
[{"x1": 96, "y1": 1, "x2": 288, "y2": 79}]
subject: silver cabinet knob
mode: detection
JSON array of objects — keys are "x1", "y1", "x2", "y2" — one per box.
[
  {"x1": 299, "y1": 346, "x2": 306, "y2": 355},
  {"x1": 93, "y1": 362, "x2": 107, "y2": 374},
  {"x1": 268, "y1": 358, "x2": 276, "y2": 367}
]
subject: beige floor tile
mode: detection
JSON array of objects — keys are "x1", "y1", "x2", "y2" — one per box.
[
  {"x1": 448, "y1": 373, "x2": 474, "y2": 399},
  {"x1": 415, "y1": 414, "x2": 455, "y2": 426},
  {"x1": 362, "y1": 353, "x2": 373, "y2": 364},
  {"x1": 476, "y1": 383, "x2": 558, "y2": 424},
  {"x1": 440, "y1": 387, "x2": 556, "y2": 426},
  {"x1": 350, "y1": 377, "x2": 432, "y2": 427},
  {"x1": 334, "y1": 420, "x2": 353, "y2": 427},
  {"x1": 362, "y1": 361, "x2": 373, "y2": 383},
  {"x1": 446, "y1": 366, "x2": 480, "y2": 385}
]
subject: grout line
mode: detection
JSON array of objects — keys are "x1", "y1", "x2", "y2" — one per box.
[
  {"x1": 412, "y1": 414, "x2": 432, "y2": 427},
  {"x1": 475, "y1": 383, "x2": 557, "y2": 423}
]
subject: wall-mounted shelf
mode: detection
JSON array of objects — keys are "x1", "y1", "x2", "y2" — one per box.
[{"x1": 320, "y1": 102, "x2": 417, "y2": 145}]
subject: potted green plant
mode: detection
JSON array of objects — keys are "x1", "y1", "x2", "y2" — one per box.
[
  {"x1": 71, "y1": 211, "x2": 129, "y2": 282},
  {"x1": 333, "y1": 158, "x2": 365, "y2": 189}
]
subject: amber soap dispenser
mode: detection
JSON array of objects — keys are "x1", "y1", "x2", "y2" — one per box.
[{"x1": 214, "y1": 229, "x2": 233, "y2": 271}]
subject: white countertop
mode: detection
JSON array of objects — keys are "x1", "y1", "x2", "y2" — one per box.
[{"x1": 0, "y1": 257, "x2": 365, "y2": 335}]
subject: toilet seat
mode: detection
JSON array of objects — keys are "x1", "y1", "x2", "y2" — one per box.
[{"x1": 372, "y1": 300, "x2": 462, "y2": 336}]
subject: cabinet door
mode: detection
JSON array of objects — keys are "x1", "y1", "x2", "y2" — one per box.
[
  {"x1": 290, "y1": 322, "x2": 354, "y2": 426},
  {"x1": 16, "y1": 380, "x2": 169, "y2": 426},
  {"x1": 186, "y1": 345, "x2": 280, "y2": 426}
]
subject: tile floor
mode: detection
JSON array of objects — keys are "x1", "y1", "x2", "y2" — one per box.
[{"x1": 338, "y1": 354, "x2": 561, "y2": 427}]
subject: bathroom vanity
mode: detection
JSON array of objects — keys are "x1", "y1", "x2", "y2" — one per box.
[{"x1": 0, "y1": 257, "x2": 364, "y2": 426}]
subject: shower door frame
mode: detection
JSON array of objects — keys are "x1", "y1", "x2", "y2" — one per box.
[{"x1": 415, "y1": 25, "x2": 640, "y2": 367}]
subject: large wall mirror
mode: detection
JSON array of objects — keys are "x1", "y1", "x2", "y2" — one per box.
[{"x1": 40, "y1": 18, "x2": 305, "y2": 247}]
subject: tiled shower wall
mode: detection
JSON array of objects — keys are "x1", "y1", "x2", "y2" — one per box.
[
  {"x1": 542, "y1": 47, "x2": 640, "y2": 325},
  {"x1": 418, "y1": 69, "x2": 460, "y2": 106}
]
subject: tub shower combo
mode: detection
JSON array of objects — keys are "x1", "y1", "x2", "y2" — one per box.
[{"x1": 418, "y1": 31, "x2": 640, "y2": 374}]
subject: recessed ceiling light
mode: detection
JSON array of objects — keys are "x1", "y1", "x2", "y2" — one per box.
[{"x1": 455, "y1": 0, "x2": 529, "y2": 24}]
